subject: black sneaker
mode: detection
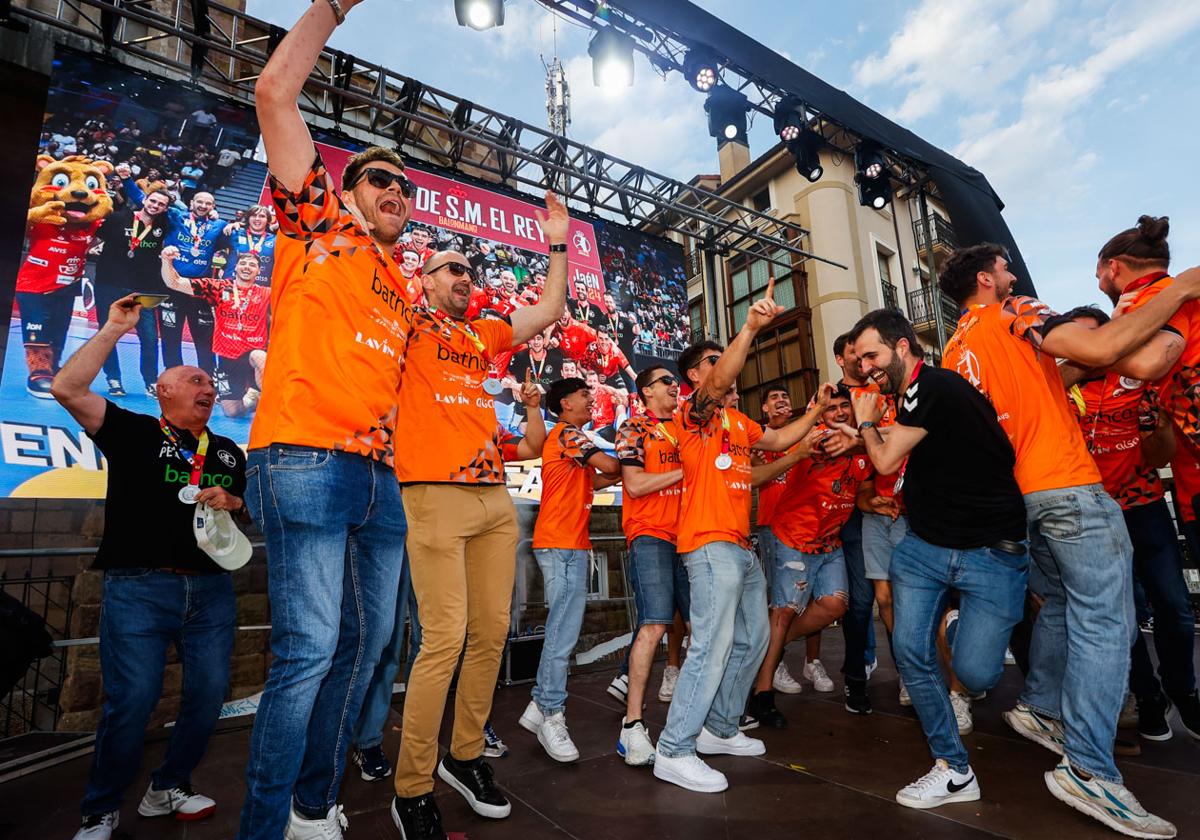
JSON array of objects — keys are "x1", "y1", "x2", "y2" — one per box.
[
  {"x1": 738, "y1": 712, "x2": 759, "y2": 731},
  {"x1": 1174, "y1": 690, "x2": 1200, "y2": 740},
  {"x1": 844, "y1": 678, "x2": 872, "y2": 715},
  {"x1": 436, "y1": 754, "x2": 511, "y2": 819},
  {"x1": 391, "y1": 793, "x2": 447, "y2": 840},
  {"x1": 1136, "y1": 693, "x2": 1173, "y2": 741},
  {"x1": 750, "y1": 690, "x2": 788, "y2": 729},
  {"x1": 106, "y1": 378, "x2": 126, "y2": 397},
  {"x1": 354, "y1": 745, "x2": 392, "y2": 781}
]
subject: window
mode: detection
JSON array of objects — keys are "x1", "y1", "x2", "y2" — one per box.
[
  {"x1": 725, "y1": 250, "x2": 803, "y2": 334},
  {"x1": 752, "y1": 188, "x2": 771, "y2": 213},
  {"x1": 736, "y1": 321, "x2": 820, "y2": 424},
  {"x1": 877, "y1": 248, "x2": 899, "y2": 310},
  {"x1": 689, "y1": 298, "x2": 705, "y2": 340}
]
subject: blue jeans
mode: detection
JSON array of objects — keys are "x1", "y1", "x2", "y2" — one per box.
[
  {"x1": 657, "y1": 541, "x2": 769, "y2": 757},
  {"x1": 81, "y1": 569, "x2": 235, "y2": 816},
  {"x1": 862, "y1": 512, "x2": 909, "y2": 580},
  {"x1": 628, "y1": 536, "x2": 690, "y2": 626},
  {"x1": 891, "y1": 533, "x2": 1028, "y2": 772},
  {"x1": 1021, "y1": 484, "x2": 1134, "y2": 783},
  {"x1": 95, "y1": 283, "x2": 160, "y2": 387},
  {"x1": 237, "y1": 446, "x2": 406, "y2": 839},
  {"x1": 770, "y1": 544, "x2": 846, "y2": 610},
  {"x1": 1124, "y1": 499, "x2": 1196, "y2": 702},
  {"x1": 531, "y1": 548, "x2": 590, "y2": 715},
  {"x1": 840, "y1": 511, "x2": 876, "y2": 680},
  {"x1": 352, "y1": 552, "x2": 422, "y2": 751}
]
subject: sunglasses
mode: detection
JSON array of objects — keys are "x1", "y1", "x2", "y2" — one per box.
[
  {"x1": 649, "y1": 374, "x2": 677, "y2": 387},
  {"x1": 700, "y1": 353, "x2": 721, "y2": 367},
  {"x1": 356, "y1": 167, "x2": 414, "y2": 198},
  {"x1": 429, "y1": 262, "x2": 475, "y2": 281}
]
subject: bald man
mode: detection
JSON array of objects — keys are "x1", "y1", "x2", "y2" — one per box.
[{"x1": 53, "y1": 294, "x2": 247, "y2": 840}]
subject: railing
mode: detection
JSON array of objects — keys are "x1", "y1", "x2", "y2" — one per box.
[
  {"x1": 907, "y1": 285, "x2": 958, "y2": 334},
  {"x1": 881, "y1": 280, "x2": 900, "y2": 312},
  {"x1": 913, "y1": 213, "x2": 958, "y2": 254},
  {"x1": 1, "y1": 570, "x2": 76, "y2": 738},
  {"x1": 685, "y1": 247, "x2": 704, "y2": 280}
]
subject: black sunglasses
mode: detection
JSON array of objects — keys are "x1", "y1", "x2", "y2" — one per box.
[
  {"x1": 700, "y1": 353, "x2": 721, "y2": 367},
  {"x1": 649, "y1": 374, "x2": 677, "y2": 387},
  {"x1": 356, "y1": 167, "x2": 414, "y2": 198},
  {"x1": 430, "y1": 262, "x2": 475, "y2": 281}
]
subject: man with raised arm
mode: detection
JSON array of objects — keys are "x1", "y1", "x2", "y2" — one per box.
[
  {"x1": 237, "y1": 2, "x2": 418, "y2": 838},
  {"x1": 652, "y1": 278, "x2": 832, "y2": 794}
]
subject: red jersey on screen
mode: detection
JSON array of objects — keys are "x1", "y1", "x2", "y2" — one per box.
[
  {"x1": 191, "y1": 279, "x2": 270, "y2": 360},
  {"x1": 591, "y1": 388, "x2": 617, "y2": 428},
  {"x1": 465, "y1": 287, "x2": 491, "y2": 320},
  {"x1": 1073, "y1": 376, "x2": 1164, "y2": 509},
  {"x1": 16, "y1": 221, "x2": 102, "y2": 294},
  {"x1": 533, "y1": 423, "x2": 600, "y2": 550},
  {"x1": 556, "y1": 320, "x2": 598, "y2": 361},
  {"x1": 771, "y1": 443, "x2": 873, "y2": 553},
  {"x1": 615, "y1": 414, "x2": 682, "y2": 544},
  {"x1": 587, "y1": 343, "x2": 630, "y2": 381}
]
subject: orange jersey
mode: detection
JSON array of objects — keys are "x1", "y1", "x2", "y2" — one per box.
[
  {"x1": 1172, "y1": 429, "x2": 1200, "y2": 523},
  {"x1": 668, "y1": 399, "x2": 763, "y2": 554},
  {"x1": 771, "y1": 446, "x2": 873, "y2": 553},
  {"x1": 615, "y1": 414, "x2": 682, "y2": 544},
  {"x1": 1072, "y1": 376, "x2": 1164, "y2": 510},
  {"x1": 942, "y1": 296, "x2": 1101, "y2": 494},
  {"x1": 532, "y1": 423, "x2": 601, "y2": 550},
  {"x1": 754, "y1": 443, "x2": 795, "y2": 529},
  {"x1": 845, "y1": 380, "x2": 901, "y2": 499},
  {"x1": 251, "y1": 152, "x2": 415, "y2": 465},
  {"x1": 395, "y1": 311, "x2": 514, "y2": 484}
]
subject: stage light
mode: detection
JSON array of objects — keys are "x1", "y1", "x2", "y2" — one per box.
[
  {"x1": 855, "y1": 140, "x2": 891, "y2": 209},
  {"x1": 454, "y1": 0, "x2": 504, "y2": 30},
  {"x1": 588, "y1": 27, "x2": 635, "y2": 88},
  {"x1": 682, "y1": 47, "x2": 720, "y2": 93},
  {"x1": 704, "y1": 85, "x2": 750, "y2": 143},
  {"x1": 786, "y1": 128, "x2": 824, "y2": 182},
  {"x1": 772, "y1": 95, "x2": 805, "y2": 142}
]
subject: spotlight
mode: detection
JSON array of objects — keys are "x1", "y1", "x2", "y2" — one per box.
[
  {"x1": 454, "y1": 0, "x2": 504, "y2": 30},
  {"x1": 704, "y1": 85, "x2": 750, "y2": 143},
  {"x1": 772, "y1": 95, "x2": 805, "y2": 143},
  {"x1": 682, "y1": 47, "x2": 720, "y2": 92},
  {"x1": 786, "y1": 128, "x2": 824, "y2": 182},
  {"x1": 855, "y1": 140, "x2": 891, "y2": 209},
  {"x1": 588, "y1": 27, "x2": 635, "y2": 89}
]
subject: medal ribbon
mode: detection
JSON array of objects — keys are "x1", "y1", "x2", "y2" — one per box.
[
  {"x1": 655, "y1": 420, "x2": 678, "y2": 447},
  {"x1": 160, "y1": 417, "x2": 209, "y2": 489},
  {"x1": 186, "y1": 215, "x2": 205, "y2": 252},
  {"x1": 230, "y1": 282, "x2": 256, "y2": 331},
  {"x1": 129, "y1": 214, "x2": 152, "y2": 253},
  {"x1": 427, "y1": 306, "x2": 492, "y2": 366},
  {"x1": 246, "y1": 230, "x2": 267, "y2": 254},
  {"x1": 719, "y1": 408, "x2": 731, "y2": 456}
]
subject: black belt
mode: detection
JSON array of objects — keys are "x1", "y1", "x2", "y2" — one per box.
[{"x1": 990, "y1": 539, "x2": 1026, "y2": 556}]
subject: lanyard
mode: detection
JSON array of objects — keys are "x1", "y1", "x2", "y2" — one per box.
[
  {"x1": 186, "y1": 215, "x2": 206, "y2": 250},
  {"x1": 245, "y1": 230, "x2": 268, "y2": 254},
  {"x1": 129, "y1": 214, "x2": 152, "y2": 253},
  {"x1": 230, "y1": 282, "x2": 256, "y2": 328},
  {"x1": 160, "y1": 417, "x2": 209, "y2": 488},
  {"x1": 717, "y1": 408, "x2": 731, "y2": 455},
  {"x1": 655, "y1": 419, "x2": 678, "y2": 447},
  {"x1": 1123, "y1": 271, "x2": 1170, "y2": 296},
  {"x1": 427, "y1": 306, "x2": 490, "y2": 365},
  {"x1": 529, "y1": 351, "x2": 547, "y2": 380}
]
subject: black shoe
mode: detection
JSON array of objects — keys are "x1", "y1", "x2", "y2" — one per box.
[
  {"x1": 436, "y1": 754, "x2": 511, "y2": 819},
  {"x1": 750, "y1": 690, "x2": 788, "y2": 729},
  {"x1": 106, "y1": 378, "x2": 126, "y2": 397},
  {"x1": 354, "y1": 745, "x2": 392, "y2": 781},
  {"x1": 391, "y1": 793, "x2": 447, "y2": 840},
  {"x1": 738, "y1": 712, "x2": 759, "y2": 731},
  {"x1": 1136, "y1": 693, "x2": 1173, "y2": 741},
  {"x1": 1174, "y1": 690, "x2": 1200, "y2": 740},
  {"x1": 844, "y1": 678, "x2": 872, "y2": 715}
]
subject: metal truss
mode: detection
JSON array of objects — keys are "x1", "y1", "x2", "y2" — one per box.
[
  {"x1": 5, "y1": 0, "x2": 846, "y2": 268},
  {"x1": 535, "y1": 0, "x2": 931, "y2": 189}
]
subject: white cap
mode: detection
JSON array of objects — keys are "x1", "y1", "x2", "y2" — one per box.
[{"x1": 193, "y1": 503, "x2": 253, "y2": 571}]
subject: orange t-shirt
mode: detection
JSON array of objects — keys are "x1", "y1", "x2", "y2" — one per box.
[
  {"x1": 395, "y1": 311, "x2": 514, "y2": 484},
  {"x1": 1072, "y1": 375, "x2": 1163, "y2": 510},
  {"x1": 1172, "y1": 429, "x2": 1200, "y2": 523},
  {"x1": 754, "y1": 445, "x2": 793, "y2": 529},
  {"x1": 532, "y1": 423, "x2": 600, "y2": 550},
  {"x1": 669, "y1": 397, "x2": 763, "y2": 554},
  {"x1": 615, "y1": 414, "x2": 682, "y2": 544},
  {"x1": 941, "y1": 295, "x2": 1101, "y2": 494},
  {"x1": 771, "y1": 443, "x2": 873, "y2": 553},
  {"x1": 845, "y1": 380, "x2": 901, "y2": 499},
  {"x1": 250, "y1": 152, "x2": 415, "y2": 465}
]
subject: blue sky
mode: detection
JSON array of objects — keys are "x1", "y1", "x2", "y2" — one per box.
[{"x1": 248, "y1": 0, "x2": 1199, "y2": 311}]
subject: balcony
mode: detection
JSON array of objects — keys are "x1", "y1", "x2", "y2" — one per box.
[
  {"x1": 685, "y1": 247, "x2": 704, "y2": 280},
  {"x1": 881, "y1": 280, "x2": 900, "y2": 312},
  {"x1": 912, "y1": 213, "x2": 958, "y2": 260},
  {"x1": 907, "y1": 285, "x2": 959, "y2": 340}
]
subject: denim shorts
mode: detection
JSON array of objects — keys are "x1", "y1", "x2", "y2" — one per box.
[
  {"x1": 628, "y1": 535, "x2": 690, "y2": 626},
  {"x1": 771, "y1": 542, "x2": 847, "y2": 611},
  {"x1": 862, "y1": 512, "x2": 909, "y2": 581}
]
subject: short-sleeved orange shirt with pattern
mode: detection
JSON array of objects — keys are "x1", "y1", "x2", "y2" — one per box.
[
  {"x1": 533, "y1": 423, "x2": 600, "y2": 550},
  {"x1": 771, "y1": 442, "x2": 874, "y2": 553},
  {"x1": 1073, "y1": 375, "x2": 1164, "y2": 510},
  {"x1": 615, "y1": 413, "x2": 681, "y2": 544},
  {"x1": 941, "y1": 295, "x2": 1101, "y2": 495},
  {"x1": 395, "y1": 311, "x2": 514, "y2": 484},
  {"x1": 249, "y1": 153, "x2": 415, "y2": 465}
]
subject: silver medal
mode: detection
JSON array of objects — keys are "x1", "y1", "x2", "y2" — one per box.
[
  {"x1": 482, "y1": 378, "x2": 503, "y2": 395},
  {"x1": 178, "y1": 485, "x2": 201, "y2": 504},
  {"x1": 832, "y1": 480, "x2": 842, "y2": 494},
  {"x1": 714, "y1": 453, "x2": 732, "y2": 470},
  {"x1": 191, "y1": 247, "x2": 201, "y2": 257}
]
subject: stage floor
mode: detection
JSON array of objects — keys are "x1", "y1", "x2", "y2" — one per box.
[{"x1": 5, "y1": 627, "x2": 1199, "y2": 839}]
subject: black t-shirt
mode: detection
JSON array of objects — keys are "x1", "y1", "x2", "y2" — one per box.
[
  {"x1": 89, "y1": 402, "x2": 247, "y2": 573},
  {"x1": 93, "y1": 205, "x2": 168, "y2": 291},
  {"x1": 895, "y1": 365, "x2": 1026, "y2": 549},
  {"x1": 501, "y1": 347, "x2": 564, "y2": 414}
]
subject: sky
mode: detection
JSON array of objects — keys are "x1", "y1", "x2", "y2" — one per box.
[{"x1": 247, "y1": 0, "x2": 1200, "y2": 312}]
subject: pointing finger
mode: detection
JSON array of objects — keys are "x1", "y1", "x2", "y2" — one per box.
[{"x1": 764, "y1": 274, "x2": 775, "y2": 301}]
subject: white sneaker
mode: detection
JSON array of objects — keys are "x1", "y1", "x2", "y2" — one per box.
[
  {"x1": 652, "y1": 750, "x2": 728, "y2": 793},
  {"x1": 658, "y1": 665, "x2": 681, "y2": 701},
  {"x1": 538, "y1": 711, "x2": 580, "y2": 762},
  {"x1": 1003, "y1": 703, "x2": 1065, "y2": 755},
  {"x1": 607, "y1": 673, "x2": 629, "y2": 702},
  {"x1": 1004, "y1": 646, "x2": 1017, "y2": 666},
  {"x1": 950, "y1": 691, "x2": 973, "y2": 736},
  {"x1": 617, "y1": 718, "x2": 656, "y2": 766},
  {"x1": 696, "y1": 726, "x2": 766, "y2": 757},
  {"x1": 73, "y1": 812, "x2": 118, "y2": 840},
  {"x1": 898, "y1": 678, "x2": 912, "y2": 707},
  {"x1": 803, "y1": 659, "x2": 834, "y2": 693},
  {"x1": 865, "y1": 657, "x2": 878, "y2": 681},
  {"x1": 1045, "y1": 762, "x2": 1177, "y2": 838},
  {"x1": 895, "y1": 759, "x2": 980, "y2": 810},
  {"x1": 284, "y1": 804, "x2": 348, "y2": 840},
  {"x1": 771, "y1": 661, "x2": 803, "y2": 694},
  {"x1": 137, "y1": 783, "x2": 216, "y2": 820},
  {"x1": 518, "y1": 699, "x2": 544, "y2": 734}
]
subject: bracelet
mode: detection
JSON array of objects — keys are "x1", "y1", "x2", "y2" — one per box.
[
  {"x1": 316, "y1": 0, "x2": 346, "y2": 25},
  {"x1": 549, "y1": 243, "x2": 567, "y2": 253}
]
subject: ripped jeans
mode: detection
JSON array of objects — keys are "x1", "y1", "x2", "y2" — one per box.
[{"x1": 770, "y1": 542, "x2": 847, "y2": 611}]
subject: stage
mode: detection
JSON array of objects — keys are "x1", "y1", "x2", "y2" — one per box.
[{"x1": 4, "y1": 628, "x2": 1198, "y2": 839}]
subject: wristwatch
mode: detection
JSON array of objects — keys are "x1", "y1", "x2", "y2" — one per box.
[
  {"x1": 858, "y1": 421, "x2": 876, "y2": 432},
  {"x1": 549, "y1": 243, "x2": 567, "y2": 253}
]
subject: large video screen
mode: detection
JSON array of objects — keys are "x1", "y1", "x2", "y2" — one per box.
[{"x1": 0, "y1": 51, "x2": 689, "y2": 502}]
